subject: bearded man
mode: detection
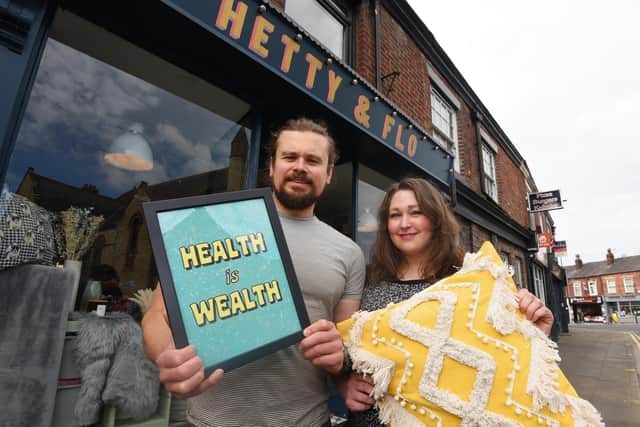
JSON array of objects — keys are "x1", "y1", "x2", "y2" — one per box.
[{"x1": 142, "y1": 117, "x2": 365, "y2": 427}]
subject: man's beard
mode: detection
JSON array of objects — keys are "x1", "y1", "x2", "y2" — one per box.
[{"x1": 273, "y1": 175, "x2": 319, "y2": 210}]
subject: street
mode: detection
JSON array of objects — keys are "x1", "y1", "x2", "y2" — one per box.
[
  {"x1": 570, "y1": 322, "x2": 640, "y2": 334},
  {"x1": 559, "y1": 324, "x2": 640, "y2": 426}
]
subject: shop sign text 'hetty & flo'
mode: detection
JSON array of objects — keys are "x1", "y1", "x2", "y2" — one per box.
[{"x1": 161, "y1": 0, "x2": 453, "y2": 187}]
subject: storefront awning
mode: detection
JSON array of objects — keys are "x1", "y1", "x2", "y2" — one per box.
[{"x1": 161, "y1": 0, "x2": 453, "y2": 188}]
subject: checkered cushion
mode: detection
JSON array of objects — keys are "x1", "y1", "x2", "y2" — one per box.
[{"x1": 0, "y1": 192, "x2": 56, "y2": 270}]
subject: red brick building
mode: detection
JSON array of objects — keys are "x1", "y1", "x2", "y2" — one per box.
[{"x1": 565, "y1": 250, "x2": 640, "y2": 322}]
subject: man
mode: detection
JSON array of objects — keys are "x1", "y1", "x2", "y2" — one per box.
[{"x1": 142, "y1": 117, "x2": 365, "y2": 426}]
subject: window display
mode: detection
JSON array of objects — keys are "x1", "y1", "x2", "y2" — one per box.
[{"x1": 2, "y1": 10, "x2": 254, "y2": 308}]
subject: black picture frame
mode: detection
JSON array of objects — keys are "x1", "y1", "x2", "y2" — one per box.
[{"x1": 143, "y1": 188, "x2": 310, "y2": 374}]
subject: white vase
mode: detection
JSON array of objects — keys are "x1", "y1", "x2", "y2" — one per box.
[{"x1": 64, "y1": 259, "x2": 82, "y2": 312}]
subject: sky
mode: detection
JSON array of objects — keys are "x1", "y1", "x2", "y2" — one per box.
[{"x1": 407, "y1": 0, "x2": 640, "y2": 264}]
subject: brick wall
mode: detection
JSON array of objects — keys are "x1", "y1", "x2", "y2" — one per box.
[
  {"x1": 567, "y1": 276, "x2": 601, "y2": 297},
  {"x1": 457, "y1": 216, "x2": 473, "y2": 252},
  {"x1": 375, "y1": 6, "x2": 529, "y2": 228},
  {"x1": 354, "y1": 0, "x2": 376, "y2": 83},
  {"x1": 495, "y1": 148, "x2": 529, "y2": 227},
  {"x1": 280, "y1": 0, "x2": 532, "y2": 233},
  {"x1": 457, "y1": 107, "x2": 480, "y2": 191},
  {"x1": 568, "y1": 271, "x2": 640, "y2": 297},
  {"x1": 378, "y1": 7, "x2": 430, "y2": 129},
  {"x1": 470, "y1": 223, "x2": 491, "y2": 252}
]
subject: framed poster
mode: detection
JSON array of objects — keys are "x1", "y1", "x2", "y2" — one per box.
[{"x1": 143, "y1": 188, "x2": 309, "y2": 374}]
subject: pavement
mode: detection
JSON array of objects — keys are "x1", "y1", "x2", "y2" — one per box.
[{"x1": 558, "y1": 325, "x2": 640, "y2": 426}]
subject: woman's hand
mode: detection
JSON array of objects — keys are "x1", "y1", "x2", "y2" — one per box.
[
  {"x1": 516, "y1": 288, "x2": 554, "y2": 335},
  {"x1": 339, "y1": 372, "x2": 375, "y2": 412}
]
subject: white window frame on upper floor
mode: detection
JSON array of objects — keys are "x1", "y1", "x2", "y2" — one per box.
[
  {"x1": 479, "y1": 128, "x2": 499, "y2": 203},
  {"x1": 624, "y1": 277, "x2": 635, "y2": 293},
  {"x1": 606, "y1": 278, "x2": 617, "y2": 294},
  {"x1": 284, "y1": 0, "x2": 350, "y2": 61},
  {"x1": 573, "y1": 281, "x2": 582, "y2": 297},
  {"x1": 588, "y1": 280, "x2": 598, "y2": 296},
  {"x1": 428, "y1": 64, "x2": 461, "y2": 172}
]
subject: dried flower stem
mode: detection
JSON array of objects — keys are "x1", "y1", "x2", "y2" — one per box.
[{"x1": 60, "y1": 206, "x2": 104, "y2": 260}]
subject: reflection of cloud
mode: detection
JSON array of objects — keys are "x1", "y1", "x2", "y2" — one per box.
[
  {"x1": 101, "y1": 155, "x2": 170, "y2": 193},
  {"x1": 20, "y1": 39, "x2": 160, "y2": 150},
  {"x1": 155, "y1": 123, "x2": 225, "y2": 176},
  {"x1": 13, "y1": 37, "x2": 245, "y2": 198}
]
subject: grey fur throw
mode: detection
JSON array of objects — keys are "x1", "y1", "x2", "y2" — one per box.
[{"x1": 73, "y1": 313, "x2": 159, "y2": 425}]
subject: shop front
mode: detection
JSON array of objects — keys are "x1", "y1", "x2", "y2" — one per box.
[
  {"x1": 569, "y1": 296, "x2": 605, "y2": 323},
  {"x1": 1, "y1": 0, "x2": 454, "y2": 293},
  {"x1": 604, "y1": 295, "x2": 640, "y2": 323},
  {"x1": 0, "y1": 1, "x2": 455, "y2": 424}
]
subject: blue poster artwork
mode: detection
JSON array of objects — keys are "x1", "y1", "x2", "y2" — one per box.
[{"x1": 157, "y1": 198, "x2": 302, "y2": 370}]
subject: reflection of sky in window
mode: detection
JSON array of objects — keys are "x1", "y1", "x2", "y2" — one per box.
[
  {"x1": 285, "y1": 1, "x2": 344, "y2": 58},
  {"x1": 7, "y1": 38, "x2": 246, "y2": 197}
]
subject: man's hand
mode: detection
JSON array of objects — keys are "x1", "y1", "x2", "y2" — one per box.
[
  {"x1": 156, "y1": 345, "x2": 224, "y2": 399},
  {"x1": 299, "y1": 319, "x2": 344, "y2": 375},
  {"x1": 339, "y1": 373, "x2": 375, "y2": 412},
  {"x1": 516, "y1": 288, "x2": 554, "y2": 335},
  {"x1": 143, "y1": 286, "x2": 223, "y2": 398}
]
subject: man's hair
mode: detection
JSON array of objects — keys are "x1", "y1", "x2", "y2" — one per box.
[
  {"x1": 266, "y1": 117, "x2": 339, "y2": 169},
  {"x1": 369, "y1": 177, "x2": 464, "y2": 284}
]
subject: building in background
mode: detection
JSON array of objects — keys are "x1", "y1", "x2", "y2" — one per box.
[{"x1": 566, "y1": 250, "x2": 640, "y2": 323}]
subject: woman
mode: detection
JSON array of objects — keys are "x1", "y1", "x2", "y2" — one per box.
[{"x1": 341, "y1": 178, "x2": 553, "y2": 426}]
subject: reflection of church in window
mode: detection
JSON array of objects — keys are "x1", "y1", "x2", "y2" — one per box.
[{"x1": 15, "y1": 128, "x2": 248, "y2": 294}]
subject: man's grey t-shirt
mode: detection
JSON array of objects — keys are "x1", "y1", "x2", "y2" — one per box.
[{"x1": 187, "y1": 214, "x2": 365, "y2": 427}]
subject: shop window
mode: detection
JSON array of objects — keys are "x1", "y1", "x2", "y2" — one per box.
[
  {"x1": 285, "y1": 0, "x2": 350, "y2": 61},
  {"x1": 314, "y1": 162, "x2": 355, "y2": 239},
  {"x1": 354, "y1": 165, "x2": 393, "y2": 263},
  {"x1": 2, "y1": 10, "x2": 254, "y2": 300},
  {"x1": 481, "y1": 142, "x2": 498, "y2": 203},
  {"x1": 431, "y1": 88, "x2": 460, "y2": 172},
  {"x1": 606, "y1": 279, "x2": 617, "y2": 294},
  {"x1": 624, "y1": 277, "x2": 635, "y2": 293},
  {"x1": 512, "y1": 256, "x2": 523, "y2": 288},
  {"x1": 588, "y1": 280, "x2": 598, "y2": 296},
  {"x1": 573, "y1": 281, "x2": 582, "y2": 297}
]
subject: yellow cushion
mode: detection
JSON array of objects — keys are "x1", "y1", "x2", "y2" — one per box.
[{"x1": 338, "y1": 242, "x2": 603, "y2": 427}]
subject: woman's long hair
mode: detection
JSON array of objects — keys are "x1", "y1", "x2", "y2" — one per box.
[{"x1": 369, "y1": 178, "x2": 464, "y2": 284}]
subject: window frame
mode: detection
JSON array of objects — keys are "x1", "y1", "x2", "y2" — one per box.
[
  {"x1": 573, "y1": 281, "x2": 582, "y2": 297},
  {"x1": 624, "y1": 277, "x2": 635, "y2": 294},
  {"x1": 428, "y1": 65, "x2": 461, "y2": 172},
  {"x1": 430, "y1": 88, "x2": 460, "y2": 172},
  {"x1": 606, "y1": 278, "x2": 617, "y2": 294},
  {"x1": 512, "y1": 256, "x2": 523, "y2": 288},
  {"x1": 480, "y1": 142, "x2": 498, "y2": 202},
  {"x1": 588, "y1": 280, "x2": 598, "y2": 296},
  {"x1": 533, "y1": 264, "x2": 545, "y2": 302},
  {"x1": 284, "y1": 0, "x2": 354, "y2": 64}
]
